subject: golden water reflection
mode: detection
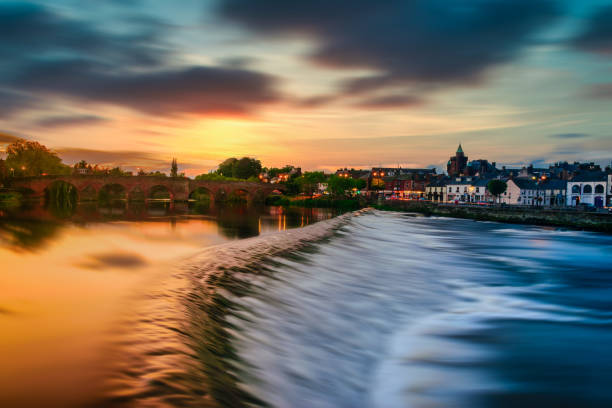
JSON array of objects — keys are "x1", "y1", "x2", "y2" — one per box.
[{"x1": 0, "y1": 202, "x2": 336, "y2": 407}]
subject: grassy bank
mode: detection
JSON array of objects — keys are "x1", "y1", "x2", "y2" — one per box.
[
  {"x1": 266, "y1": 195, "x2": 364, "y2": 210},
  {"x1": 372, "y1": 201, "x2": 612, "y2": 233}
]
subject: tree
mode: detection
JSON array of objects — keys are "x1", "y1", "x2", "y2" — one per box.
[
  {"x1": 217, "y1": 158, "x2": 238, "y2": 177},
  {"x1": 327, "y1": 174, "x2": 354, "y2": 196},
  {"x1": 170, "y1": 158, "x2": 178, "y2": 177},
  {"x1": 297, "y1": 171, "x2": 326, "y2": 197},
  {"x1": 5, "y1": 139, "x2": 70, "y2": 176},
  {"x1": 487, "y1": 179, "x2": 507, "y2": 204},
  {"x1": 265, "y1": 165, "x2": 294, "y2": 178},
  {"x1": 234, "y1": 157, "x2": 262, "y2": 179}
]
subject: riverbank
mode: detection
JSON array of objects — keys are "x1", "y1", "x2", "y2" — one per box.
[
  {"x1": 265, "y1": 195, "x2": 364, "y2": 210},
  {"x1": 372, "y1": 201, "x2": 612, "y2": 233}
]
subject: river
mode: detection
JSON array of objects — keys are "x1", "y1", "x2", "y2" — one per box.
[{"x1": 1, "y1": 206, "x2": 611, "y2": 407}]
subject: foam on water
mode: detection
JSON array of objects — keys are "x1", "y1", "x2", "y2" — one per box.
[{"x1": 227, "y1": 211, "x2": 612, "y2": 408}]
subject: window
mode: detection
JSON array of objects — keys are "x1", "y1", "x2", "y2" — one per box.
[
  {"x1": 456, "y1": 187, "x2": 459, "y2": 192},
  {"x1": 583, "y1": 185, "x2": 592, "y2": 194},
  {"x1": 595, "y1": 184, "x2": 604, "y2": 194},
  {"x1": 572, "y1": 185, "x2": 580, "y2": 194}
]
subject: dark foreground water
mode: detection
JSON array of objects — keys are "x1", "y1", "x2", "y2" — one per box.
[{"x1": 1, "y1": 208, "x2": 611, "y2": 407}]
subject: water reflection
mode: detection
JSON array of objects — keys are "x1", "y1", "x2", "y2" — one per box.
[
  {"x1": 0, "y1": 201, "x2": 337, "y2": 251},
  {"x1": 0, "y1": 201, "x2": 337, "y2": 407}
]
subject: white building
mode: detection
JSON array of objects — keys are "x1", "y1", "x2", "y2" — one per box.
[
  {"x1": 500, "y1": 179, "x2": 538, "y2": 205},
  {"x1": 608, "y1": 174, "x2": 612, "y2": 207},
  {"x1": 566, "y1": 172, "x2": 607, "y2": 208},
  {"x1": 425, "y1": 178, "x2": 447, "y2": 202},
  {"x1": 446, "y1": 177, "x2": 472, "y2": 202}
]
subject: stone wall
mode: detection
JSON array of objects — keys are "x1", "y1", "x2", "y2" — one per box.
[{"x1": 374, "y1": 201, "x2": 612, "y2": 233}]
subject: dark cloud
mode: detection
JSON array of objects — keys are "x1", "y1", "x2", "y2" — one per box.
[
  {"x1": 0, "y1": 2, "x2": 166, "y2": 67},
  {"x1": 14, "y1": 60, "x2": 280, "y2": 115},
  {"x1": 218, "y1": 0, "x2": 559, "y2": 94},
  {"x1": 34, "y1": 115, "x2": 108, "y2": 128},
  {"x1": 586, "y1": 83, "x2": 612, "y2": 99},
  {"x1": 549, "y1": 133, "x2": 590, "y2": 139},
  {"x1": 0, "y1": 89, "x2": 38, "y2": 118},
  {"x1": 354, "y1": 94, "x2": 423, "y2": 109},
  {"x1": 571, "y1": 6, "x2": 612, "y2": 55},
  {"x1": 0, "y1": 3, "x2": 280, "y2": 117}
]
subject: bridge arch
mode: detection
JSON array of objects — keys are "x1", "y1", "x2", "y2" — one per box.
[
  {"x1": 149, "y1": 184, "x2": 173, "y2": 200},
  {"x1": 45, "y1": 180, "x2": 78, "y2": 204},
  {"x1": 189, "y1": 186, "x2": 214, "y2": 202},
  {"x1": 228, "y1": 188, "x2": 249, "y2": 204},
  {"x1": 99, "y1": 183, "x2": 128, "y2": 201}
]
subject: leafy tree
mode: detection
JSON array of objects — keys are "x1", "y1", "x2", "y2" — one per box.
[
  {"x1": 5, "y1": 139, "x2": 70, "y2": 176},
  {"x1": 487, "y1": 179, "x2": 507, "y2": 203},
  {"x1": 215, "y1": 156, "x2": 262, "y2": 179},
  {"x1": 283, "y1": 177, "x2": 300, "y2": 195},
  {"x1": 75, "y1": 160, "x2": 89, "y2": 169},
  {"x1": 234, "y1": 157, "x2": 262, "y2": 179},
  {"x1": 354, "y1": 179, "x2": 367, "y2": 190},
  {"x1": 170, "y1": 158, "x2": 178, "y2": 177},
  {"x1": 327, "y1": 174, "x2": 354, "y2": 196},
  {"x1": 297, "y1": 171, "x2": 326, "y2": 197},
  {"x1": 264, "y1": 165, "x2": 294, "y2": 178},
  {"x1": 217, "y1": 158, "x2": 239, "y2": 177},
  {"x1": 146, "y1": 170, "x2": 166, "y2": 177}
]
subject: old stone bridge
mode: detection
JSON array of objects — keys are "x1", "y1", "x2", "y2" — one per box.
[{"x1": 9, "y1": 175, "x2": 284, "y2": 202}]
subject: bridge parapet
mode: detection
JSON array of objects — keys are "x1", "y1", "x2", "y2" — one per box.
[{"x1": 9, "y1": 175, "x2": 284, "y2": 202}]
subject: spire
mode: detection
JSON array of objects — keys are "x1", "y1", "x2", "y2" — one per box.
[{"x1": 456, "y1": 143, "x2": 463, "y2": 154}]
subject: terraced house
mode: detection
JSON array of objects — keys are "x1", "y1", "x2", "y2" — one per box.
[{"x1": 566, "y1": 172, "x2": 608, "y2": 208}]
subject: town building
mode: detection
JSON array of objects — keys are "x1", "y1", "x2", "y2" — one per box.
[
  {"x1": 465, "y1": 159, "x2": 497, "y2": 177},
  {"x1": 608, "y1": 174, "x2": 612, "y2": 207},
  {"x1": 535, "y1": 179, "x2": 567, "y2": 207},
  {"x1": 445, "y1": 177, "x2": 495, "y2": 203},
  {"x1": 447, "y1": 144, "x2": 468, "y2": 177},
  {"x1": 500, "y1": 179, "x2": 537, "y2": 205},
  {"x1": 425, "y1": 177, "x2": 448, "y2": 202},
  {"x1": 446, "y1": 177, "x2": 473, "y2": 202},
  {"x1": 566, "y1": 172, "x2": 607, "y2": 207},
  {"x1": 370, "y1": 167, "x2": 435, "y2": 198}
]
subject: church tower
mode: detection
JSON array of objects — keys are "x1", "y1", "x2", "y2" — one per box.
[{"x1": 447, "y1": 144, "x2": 468, "y2": 176}]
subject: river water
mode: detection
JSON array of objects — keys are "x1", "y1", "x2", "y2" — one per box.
[{"x1": 1, "y1": 207, "x2": 611, "y2": 407}]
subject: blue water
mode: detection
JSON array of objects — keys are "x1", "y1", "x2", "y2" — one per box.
[{"x1": 230, "y1": 211, "x2": 612, "y2": 407}]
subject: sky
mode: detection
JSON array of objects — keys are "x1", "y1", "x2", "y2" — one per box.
[{"x1": 0, "y1": 0, "x2": 611, "y2": 176}]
